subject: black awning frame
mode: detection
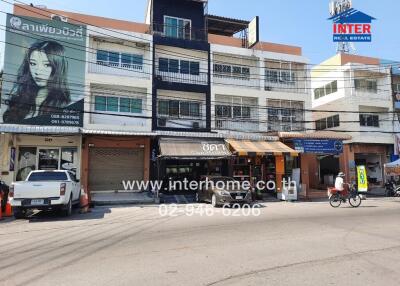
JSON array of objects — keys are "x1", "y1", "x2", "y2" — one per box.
[{"x1": 206, "y1": 14, "x2": 250, "y2": 36}]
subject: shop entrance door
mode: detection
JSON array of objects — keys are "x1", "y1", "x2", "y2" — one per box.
[{"x1": 318, "y1": 155, "x2": 340, "y2": 185}]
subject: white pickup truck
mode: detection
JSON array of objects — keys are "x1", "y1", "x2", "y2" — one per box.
[{"x1": 9, "y1": 170, "x2": 81, "y2": 219}]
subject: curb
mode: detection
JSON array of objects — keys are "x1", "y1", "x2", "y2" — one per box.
[{"x1": 92, "y1": 200, "x2": 157, "y2": 206}]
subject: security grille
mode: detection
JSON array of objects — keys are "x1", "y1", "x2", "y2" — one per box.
[{"x1": 89, "y1": 148, "x2": 144, "y2": 192}]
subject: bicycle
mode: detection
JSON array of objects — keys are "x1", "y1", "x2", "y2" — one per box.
[{"x1": 328, "y1": 183, "x2": 362, "y2": 208}]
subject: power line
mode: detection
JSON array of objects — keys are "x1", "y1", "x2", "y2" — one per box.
[
  {"x1": 1, "y1": 38, "x2": 397, "y2": 94},
  {"x1": 0, "y1": 81, "x2": 396, "y2": 129},
  {"x1": 2, "y1": 2, "x2": 400, "y2": 72},
  {"x1": 1, "y1": 9, "x2": 396, "y2": 85},
  {"x1": 0, "y1": 22, "x2": 396, "y2": 83},
  {"x1": 1, "y1": 76, "x2": 397, "y2": 116},
  {"x1": 1, "y1": 98, "x2": 399, "y2": 134}
]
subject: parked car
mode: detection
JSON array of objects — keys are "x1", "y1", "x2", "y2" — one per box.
[
  {"x1": 9, "y1": 170, "x2": 81, "y2": 219},
  {"x1": 196, "y1": 176, "x2": 252, "y2": 207}
]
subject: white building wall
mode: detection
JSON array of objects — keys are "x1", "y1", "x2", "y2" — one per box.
[
  {"x1": 83, "y1": 26, "x2": 153, "y2": 133},
  {"x1": 311, "y1": 63, "x2": 394, "y2": 145},
  {"x1": 210, "y1": 44, "x2": 311, "y2": 135}
]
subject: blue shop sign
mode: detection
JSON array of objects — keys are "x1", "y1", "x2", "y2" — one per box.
[{"x1": 293, "y1": 139, "x2": 343, "y2": 154}]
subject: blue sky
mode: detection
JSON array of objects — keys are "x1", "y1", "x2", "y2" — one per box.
[{"x1": 0, "y1": 0, "x2": 399, "y2": 68}]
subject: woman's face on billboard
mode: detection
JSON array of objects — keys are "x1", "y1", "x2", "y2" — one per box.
[{"x1": 29, "y1": 50, "x2": 52, "y2": 87}]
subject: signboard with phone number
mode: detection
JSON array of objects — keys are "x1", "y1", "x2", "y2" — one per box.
[{"x1": 293, "y1": 139, "x2": 344, "y2": 154}]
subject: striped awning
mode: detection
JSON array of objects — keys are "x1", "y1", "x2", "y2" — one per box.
[{"x1": 226, "y1": 139, "x2": 298, "y2": 157}]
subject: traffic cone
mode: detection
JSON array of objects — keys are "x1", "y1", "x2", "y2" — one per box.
[
  {"x1": 4, "y1": 198, "x2": 12, "y2": 217},
  {"x1": 79, "y1": 188, "x2": 90, "y2": 214}
]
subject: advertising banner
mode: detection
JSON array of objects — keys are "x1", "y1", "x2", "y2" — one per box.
[
  {"x1": 248, "y1": 16, "x2": 259, "y2": 48},
  {"x1": 1, "y1": 14, "x2": 87, "y2": 126},
  {"x1": 293, "y1": 139, "x2": 343, "y2": 154},
  {"x1": 357, "y1": 165, "x2": 368, "y2": 193},
  {"x1": 395, "y1": 134, "x2": 400, "y2": 156}
]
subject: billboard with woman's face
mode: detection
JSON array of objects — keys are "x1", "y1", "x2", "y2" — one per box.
[{"x1": 0, "y1": 14, "x2": 86, "y2": 126}]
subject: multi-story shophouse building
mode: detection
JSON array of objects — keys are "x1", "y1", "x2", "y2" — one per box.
[
  {"x1": 0, "y1": 1, "x2": 314, "y2": 202},
  {"x1": 391, "y1": 63, "x2": 400, "y2": 157},
  {"x1": 0, "y1": 4, "x2": 154, "y2": 202},
  {"x1": 310, "y1": 53, "x2": 395, "y2": 193},
  {"x1": 207, "y1": 17, "x2": 311, "y2": 197}
]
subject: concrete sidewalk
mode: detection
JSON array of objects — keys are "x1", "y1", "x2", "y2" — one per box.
[{"x1": 91, "y1": 192, "x2": 155, "y2": 206}]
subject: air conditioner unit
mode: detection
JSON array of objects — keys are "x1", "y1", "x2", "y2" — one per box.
[
  {"x1": 51, "y1": 14, "x2": 68, "y2": 22},
  {"x1": 158, "y1": 118, "x2": 167, "y2": 127},
  {"x1": 192, "y1": 122, "x2": 200, "y2": 129}
]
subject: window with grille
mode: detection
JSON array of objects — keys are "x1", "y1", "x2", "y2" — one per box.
[
  {"x1": 355, "y1": 79, "x2": 377, "y2": 93},
  {"x1": 159, "y1": 58, "x2": 200, "y2": 75},
  {"x1": 266, "y1": 99, "x2": 305, "y2": 132},
  {"x1": 96, "y1": 50, "x2": 143, "y2": 70},
  {"x1": 157, "y1": 100, "x2": 201, "y2": 118},
  {"x1": 214, "y1": 64, "x2": 250, "y2": 79}
]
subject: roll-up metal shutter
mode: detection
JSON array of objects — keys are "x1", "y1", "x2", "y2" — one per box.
[{"x1": 89, "y1": 148, "x2": 144, "y2": 191}]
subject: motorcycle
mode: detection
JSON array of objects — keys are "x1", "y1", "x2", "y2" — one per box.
[{"x1": 385, "y1": 180, "x2": 400, "y2": 197}]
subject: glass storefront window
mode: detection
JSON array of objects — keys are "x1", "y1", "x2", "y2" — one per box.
[
  {"x1": 61, "y1": 148, "x2": 78, "y2": 175},
  {"x1": 16, "y1": 146, "x2": 79, "y2": 181},
  {"x1": 16, "y1": 147, "x2": 37, "y2": 181},
  {"x1": 38, "y1": 149, "x2": 60, "y2": 170}
]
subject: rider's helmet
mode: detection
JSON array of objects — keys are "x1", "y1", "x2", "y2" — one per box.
[{"x1": 338, "y1": 172, "x2": 345, "y2": 177}]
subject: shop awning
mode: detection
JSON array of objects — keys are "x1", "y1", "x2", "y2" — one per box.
[
  {"x1": 0, "y1": 124, "x2": 80, "y2": 134},
  {"x1": 384, "y1": 159, "x2": 400, "y2": 176},
  {"x1": 159, "y1": 138, "x2": 232, "y2": 160},
  {"x1": 226, "y1": 139, "x2": 298, "y2": 157}
]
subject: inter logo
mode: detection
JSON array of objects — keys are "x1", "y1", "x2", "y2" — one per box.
[{"x1": 329, "y1": 8, "x2": 376, "y2": 42}]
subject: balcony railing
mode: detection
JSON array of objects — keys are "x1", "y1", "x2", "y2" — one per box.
[
  {"x1": 353, "y1": 89, "x2": 392, "y2": 101},
  {"x1": 213, "y1": 73, "x2": 260, "y2": 89},
  {"x1": 155, "y1": 69, "x2": 208, "y2": 85},
  {"x1": 88, "y1": 61, "x2": 151, "y2": 79},
  {"x1": 267, "y1": 123, "x2": 305, "y2": 132},
  {"x1": 158, "y1": 116, "x2": 206, "y2": 129},
  {"x1": 214, "y1": 118, "x2": 260, "y2": 132},
  {"x1": 151, "y1": 22, "x2": 208, "y2": 42}
]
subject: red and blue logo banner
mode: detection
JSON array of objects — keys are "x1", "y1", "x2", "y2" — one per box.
[{"x1": 329, "y1": 8, "x2": 376, "y2": 42}]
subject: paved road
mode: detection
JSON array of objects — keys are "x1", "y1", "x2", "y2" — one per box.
[{"x1": 1, "y1": 198, "x2": 400, "y2": 286}]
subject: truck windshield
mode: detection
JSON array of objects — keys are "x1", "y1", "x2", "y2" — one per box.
[{"x1": 28, "y1": 172, "x2": 68, "y2": 181}]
